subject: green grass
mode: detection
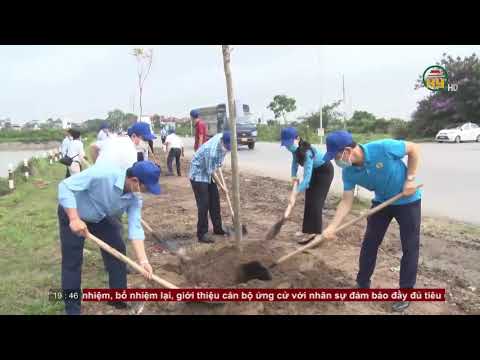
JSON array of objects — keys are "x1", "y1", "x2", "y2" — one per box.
[
  {"x1": 0, "y1": 158, "x2": 108, "y2": 314},
  {"x1": 256, "y1": 124, "x2": 432, "y2": 145},
  {"x1": 0, "y1": 129, "x2": 65, "y2": 143}
]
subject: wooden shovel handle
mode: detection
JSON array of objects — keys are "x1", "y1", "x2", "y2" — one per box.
[
  {"x1": 218, "y1": 168, "x2": 235, "y2": 217},
  {"x1": 141, "y1": 219, "x2": 153, "y2": 233},
  {"x1": 218, "y1": 168, "x2": 227, "y2": 190},
  {"x1": 86, "y1": 231, "x2": 179, "y2": 289},
  {"x1": 284, "y1": 181, "x2": 298, "y2": 219},
  {"x1": 213, "y1": 171, "x2": 235, "y2": 218},
  {"x1": 273, "y1": 184, "x2": 423, "y2": 267}
]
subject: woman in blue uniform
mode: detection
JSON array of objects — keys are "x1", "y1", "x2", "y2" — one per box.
[{"x1": 281, "y1": 127, "x2": 334, "y2": 244}]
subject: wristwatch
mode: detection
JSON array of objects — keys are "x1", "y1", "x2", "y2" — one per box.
[{"x1": 407, "y1": 175, "x2": 416, "y2": 182}]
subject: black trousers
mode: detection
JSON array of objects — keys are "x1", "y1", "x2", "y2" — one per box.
[
  {"x1": 356, "y1": 199, "x2": 422, "y2": 289},
  {"x1": 190, "y1": 180, "x2": 223, "y2": 239},
  {"x1": 167, "y1": 148, "x2": 182, "y2": 175},
  {"x1": 302, "y1": 161, "x2": 334, "y2": 234},
  {"x1": 57, "y1": 206, "x2": 127, "y2": 315}
]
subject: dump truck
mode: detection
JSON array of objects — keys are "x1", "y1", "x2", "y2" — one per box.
[{"x1": 192, "y1": 102, "x2": 257, "y2": 150}]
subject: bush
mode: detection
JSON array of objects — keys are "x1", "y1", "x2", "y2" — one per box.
[
  {"x1": 257, "y1": 123, "x2": 282, "y2": 142},
  {"x1": 175, "y1": 122, "x2": 192, "y2": 137},
  {"x1": 390, "y1": 122, "x2": 410, "y2": 140},
  {"x1": 0, "y1": 178, "x2": 9, "y2": 196}
]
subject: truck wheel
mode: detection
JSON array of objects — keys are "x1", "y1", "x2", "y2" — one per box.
[
  {"x1": 477, "y1": 135, "x2": 480, "y2": 142},
  {"x1": 248, "y1": 142, "x2": 255, "y2": 150},
  {"x1": 455, "y1": 136, "x2": 461, "y2": 143}
]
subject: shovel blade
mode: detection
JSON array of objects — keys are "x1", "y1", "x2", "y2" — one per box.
[
  {"x1": 265, "y1": 217, "x2": 285, "y2": 240},
  {"x1": 225, "y1": 224, "x2": 248, "y2": 237}
]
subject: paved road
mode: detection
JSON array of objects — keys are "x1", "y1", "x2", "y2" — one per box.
[{"x1": 156, "y1": 137, "x2": 480, "y2": 224}]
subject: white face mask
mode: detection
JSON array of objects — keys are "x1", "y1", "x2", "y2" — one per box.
[
  {"x1": 132, "y1": 182, "x2": 143, "y2": 199},
  {"x1": 136, "y1": 139, "x2": 148, "y2": 152},
  {"x1": 335, "y1": 150, "x2": 353, "y2": 169}
]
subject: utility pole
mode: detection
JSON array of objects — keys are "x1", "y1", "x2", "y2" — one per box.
[
  {"x1": 190, "y1": 115, "x2": 193, "y2": 137},
  {"x1": 318, "y1": 50, "x2": 324, "y2": 145},
  {"x1": 342, "y1": 74, "x2": 346, "y2": 130},
  {"x1": 222, "y1": 45, "x2": 242, "y2": 249}
]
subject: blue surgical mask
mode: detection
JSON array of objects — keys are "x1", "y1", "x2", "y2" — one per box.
[
  {"x1": 287, "y1": 144, "x2": 298, "y2": 152},
  {"x1": 335, "y1": 159, "x2": 351, "y2": 169}
]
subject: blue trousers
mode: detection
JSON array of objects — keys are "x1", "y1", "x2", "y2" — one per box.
[
  {"x1": 57, "y1": 206, "x2": 127, "y2": 315},
  {"x1": 356, "y1": 199, "x2": 421, "y2": 289}
]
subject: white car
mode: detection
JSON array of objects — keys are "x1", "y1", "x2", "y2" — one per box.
[{"x1": 435, "y1": 122, "x2": 480, "y2": 143}]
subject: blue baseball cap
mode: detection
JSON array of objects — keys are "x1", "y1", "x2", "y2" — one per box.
[
  {"x1": 168, "y1": 128, "x2": 175, "y2": 135},
  {"x1": 190, "y1": 110, "x2": 200, "y2": 119},
  {"x1": 323, "y1": 130, "x2": 354, "y2": 162},
  {"x1": 99, "y1": 122, "x2": 109, "y2": 130},
  {"x1": 222, "y1": 131, "x2": 231, "y2": 151},
  {"x1": 127, "y1": 122, "x2": 157, "y2": 141},
  {"x1": 280, "y1": 127, "x2": 298, "y2": 147},
  {"x1": 130, "y1": 161, "x2": 161, "y2": 195}
]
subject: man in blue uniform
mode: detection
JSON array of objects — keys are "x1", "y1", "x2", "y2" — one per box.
[
  {"x1": 189, "y1": 131, "x2": 231, "y2": 243},
  {"x1": 321, "y1": 131, "x2": 421, "y2": 312},
  {"x1": 57, "y1": 161, "x2": 161, "y2": 315}
]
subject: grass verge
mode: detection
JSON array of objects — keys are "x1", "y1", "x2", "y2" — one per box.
[{"x1": 0, "y1": 158, "x2": 107, "y2": 314}]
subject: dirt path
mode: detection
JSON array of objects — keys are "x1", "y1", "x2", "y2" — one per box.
[{"x1": 83, "y1": 151, "x2": 480, "y2": 315}]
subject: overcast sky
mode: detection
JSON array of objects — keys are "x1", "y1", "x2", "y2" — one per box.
[{"x1": 1, "y1": 45, "x2": 479, "y2": 124}]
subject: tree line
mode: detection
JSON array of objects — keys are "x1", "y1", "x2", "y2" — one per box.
[{"x1": 264, "y1": 53, "x2": 480, "y2": 140}]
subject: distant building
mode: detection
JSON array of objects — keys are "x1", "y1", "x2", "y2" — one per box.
[
  {"x1": 70, "y1": 121, "x2": 84, "y2": 128},
  {"x1": 61, "y1": 118, "x2": 72, "y2": 129},
  {"x1": 23, "y1": 120, "x2": 41, "y2": 131},
  {"x1": 0, "y1": 118, "x2": 12, "y2": 130}
]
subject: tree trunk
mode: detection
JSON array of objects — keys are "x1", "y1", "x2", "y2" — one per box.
[
  {"x1": 139, "y1": 86, "x2": 143, "y2": 122},
  {"x1": 221, "y1": 45, "x2": 242, "y2": 249}
]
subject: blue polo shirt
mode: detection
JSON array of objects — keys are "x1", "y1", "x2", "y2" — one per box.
[
  {"x1": 342, "y1": 139, "x2": 421, "y2": 205},
  {"x1": 289, "y1": 146, "x2": 326, "y2": 192},
  {"x1": 58, "y1": 164, "x2": 144, "y2": 240}
]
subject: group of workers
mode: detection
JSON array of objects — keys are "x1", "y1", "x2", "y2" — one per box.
[
  {"x1": 60, "y1": 128, "x2": 89, "y2": 178},
  {"x1": 187, "y1": 110, "x2": 422, "y2": 313},
  {"x1": 56, "y1": 109, "x2": 422, "y2": 314},
  {"x1": 279, "y1": 126, "x2": 421, "y2": 312}
]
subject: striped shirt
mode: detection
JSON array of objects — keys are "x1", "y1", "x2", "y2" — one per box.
[{"x1": 189, "y1": 133, "x2": 227, "y2": 183}]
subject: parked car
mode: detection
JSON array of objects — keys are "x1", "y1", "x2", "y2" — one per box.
[{"x1": 435, "y1": 122, "x2": 480, "y2": 143}]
